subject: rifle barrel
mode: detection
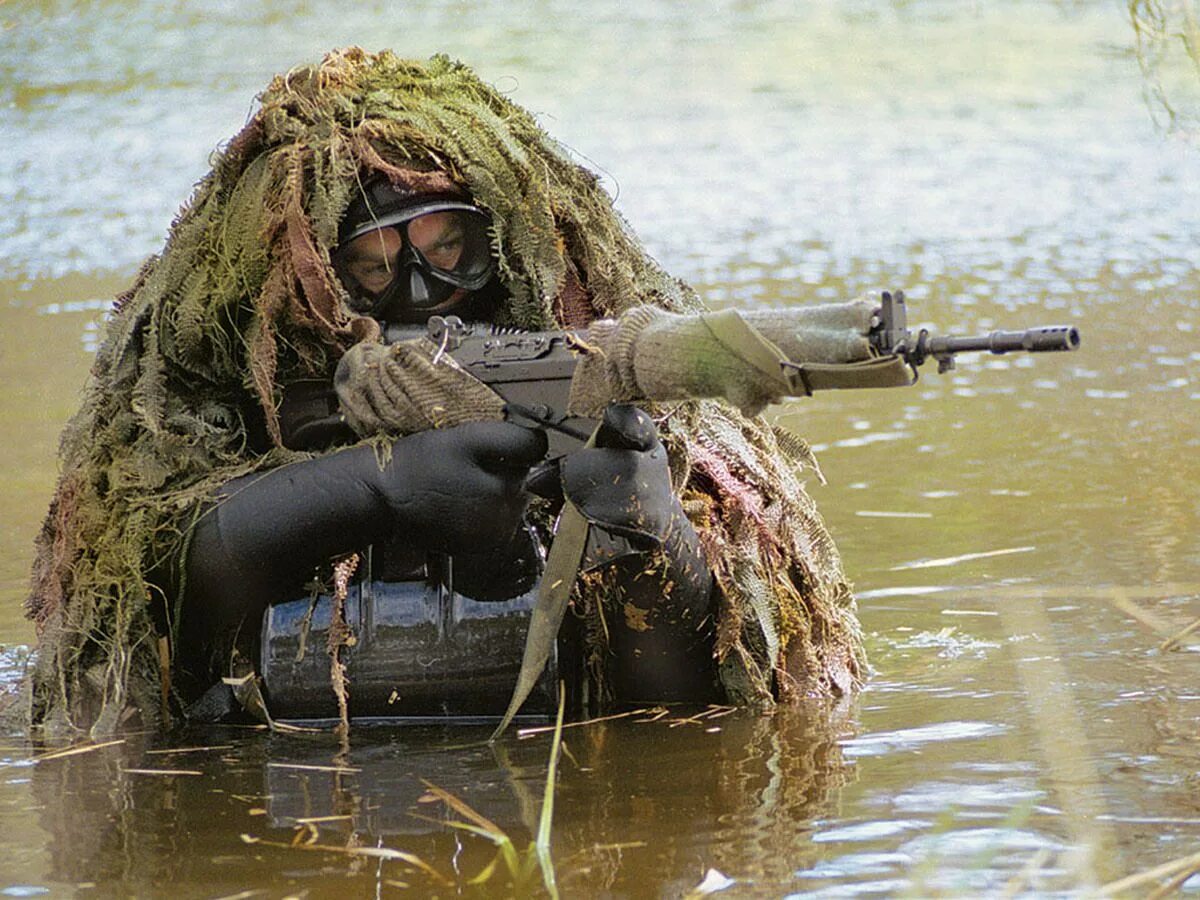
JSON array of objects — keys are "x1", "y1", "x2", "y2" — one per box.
[{"x1": 927, "y1": 326, "x2": 1080, "y2": 357}]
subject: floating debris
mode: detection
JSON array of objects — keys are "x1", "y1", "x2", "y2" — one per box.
[
  {"x1": 690, "y1": 868, "x2": 736, "y2": 895},
  {"x1": 890, "y1": 545, "x2": 1035, "y2": 570},
  {"x1": 517, "y1": 706, "x2": 665, "y2": 738},
  {"x1": 266, "y1": 762, "x2": 361, "y2": 774},
  {"x1": 667, "y1": 706, "x2": 738, "y2": 729},
  {"x1": 29, "y1": 739, "x2": 125, "y2": 763}
]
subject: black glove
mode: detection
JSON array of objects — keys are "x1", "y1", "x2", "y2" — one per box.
[
  {"x1": 373, "y1": 421, "x2": 547, "y2": 554},
  {"x1": 557, "y1": 405, "x2": 721, "y2": 703},
  {"x1": 179, "y1": 422, "x2": 545, "y2": 677},
  {"x1": 559, "y1": 404, "x2": 676, "y2": 549}
]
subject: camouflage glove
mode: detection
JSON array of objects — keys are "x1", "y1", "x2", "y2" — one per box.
[{"x1": 334, "y1": 339, "x2": 505, "y2": 438}]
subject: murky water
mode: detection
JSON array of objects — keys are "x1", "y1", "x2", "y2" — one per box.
[{"x1": 2, "y1": 1, "x2": 1199, "y2": 896}]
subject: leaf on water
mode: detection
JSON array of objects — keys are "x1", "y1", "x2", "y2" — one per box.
[{"x1": 691, "y1": 868, "x2": 736, "y2": 895}]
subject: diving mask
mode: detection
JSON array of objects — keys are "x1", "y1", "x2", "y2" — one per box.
[{"x1": 335, "y1": 191, "x2": 495, "y2": 323}]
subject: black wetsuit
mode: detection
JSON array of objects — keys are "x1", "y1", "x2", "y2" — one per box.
[{"x1": 178, "y1": 412, "x2": 719, "y2": 720}]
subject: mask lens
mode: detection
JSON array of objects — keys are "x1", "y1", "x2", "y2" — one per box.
[
  {"x1": 404, "y1": 209, "x2": 493, "y2": 289},
  {"x1": 337, "y1": 226, "x2": 405, "y2": 313}
]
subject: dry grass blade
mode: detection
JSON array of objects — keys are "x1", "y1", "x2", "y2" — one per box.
[
  {"x1": 1160, "y1": 615, "x2": 1200, "y2": 652},
  {"x1": 240, "y1": 834, "x2": 451, "y2": 885},
  {"x1": 517, "y1": 706, "x2": 664, "y2": 738},
  {"x1": 1105, "y1": 592, "x2": 1200, "y2": 650},
  {"x1": 145, "y1": 744, "x2": 235, "y2": 754},
  {"x1": 1107, "y1": 593, "x2": 1184, "y2": 636},
  {"x1": 267, "y1": 720, "x2": 323, "y2": 734},
  {"x1": 406, "y1": 812, "x2": 524, "y2": 882},
  {"x1": 293, "y1": 815, "x2": 353, "y2": 825},
  {"x1": 637, "y1": 708, "x2": 669, "y2": 723},
  {"x1": 1145, "y1": 861, "x2": 1200, "y2": 900},
  {"x1": 419, "y1": 780, "x2": 507, "y2": 837},
  {"x1": 267, "y1": 762, "x2": 361, "y2": 774},
  {"x1": 667, "y1": 705, "x2": 738, "y2": 728},
  {"x1": 30, "y1": 739, "x2": 125, "y2": 763},
  {"x1": 122, "y1": 768, "x2": 203, "y2": 776},
  {"x1": 1095, "y1": 849, "x2": 1200, "y2": 897}
]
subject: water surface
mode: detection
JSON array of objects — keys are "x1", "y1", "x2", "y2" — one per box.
[{"x1": 1, "y1": 1, "x2": 1198, "y2": 895}]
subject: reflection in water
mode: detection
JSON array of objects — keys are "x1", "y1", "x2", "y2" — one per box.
[
  {"x1": 28, "y1": 734, "x2": 182, "y2": 892},
  {"x1": 22, "y1": 708, "x2": 854, "y2": 895}
]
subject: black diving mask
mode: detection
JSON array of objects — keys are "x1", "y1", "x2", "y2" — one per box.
[{"x1": 335, "y1": 201, "x2": 495, "y2": 323}]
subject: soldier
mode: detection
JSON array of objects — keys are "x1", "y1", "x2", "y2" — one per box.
[{"x1": 23, "y1": 50, "x2": 865, "y2": 735}]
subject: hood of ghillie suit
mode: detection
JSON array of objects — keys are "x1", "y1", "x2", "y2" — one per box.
[{"x1": 25, "y1": 48, "x2": 865, "y2": 735}]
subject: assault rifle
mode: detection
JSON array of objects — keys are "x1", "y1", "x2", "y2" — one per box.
[
  {"x1": 270, "y1": 291, "x2": 1079, "y2": 735},
  {"x1": 280, "y1": 291, "x2": 1079, "y2": 453},
  {"x1": 376, "y1": 289, "x2": 1079, "y2": 455}
]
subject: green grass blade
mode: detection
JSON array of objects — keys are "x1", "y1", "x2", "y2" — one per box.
[{"x1": 535, "y1": 682, "x2": 566, "y2": 899}]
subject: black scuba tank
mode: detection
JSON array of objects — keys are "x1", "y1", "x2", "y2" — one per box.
[{"x1": 260, "y1": 554, "x2": 558, "y2": 724}]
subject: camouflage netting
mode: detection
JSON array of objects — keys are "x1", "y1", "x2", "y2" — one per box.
[{"x1": 25, "y1": 48, "x2": 865, "y2": 735}]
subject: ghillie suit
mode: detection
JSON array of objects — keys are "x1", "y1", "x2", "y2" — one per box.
[{"x1": 25, "y1": 49, "x2": 865, "y2": 735}]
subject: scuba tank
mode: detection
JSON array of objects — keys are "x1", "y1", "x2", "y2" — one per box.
[{"x1": 260, "y1": 551, "x2": 558, "y2": 723}]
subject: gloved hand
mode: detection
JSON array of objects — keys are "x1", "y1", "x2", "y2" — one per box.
[
  {"x1": 557, "y1": 404, "x2": 720, "y2": 703},
  {"x1": 559, "y1": 404, "x2": 676, "y2": 549},
  {"x1": 183, "y1": 422, "x2": 545, "y2": 631},
  {"x1": 373, "y1": 421, "x2": 547, "y2": 554}
]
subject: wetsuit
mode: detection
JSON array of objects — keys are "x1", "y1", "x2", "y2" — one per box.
[{"x1": 179, "y1": 409, "x2": 719, "y2": 720}]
